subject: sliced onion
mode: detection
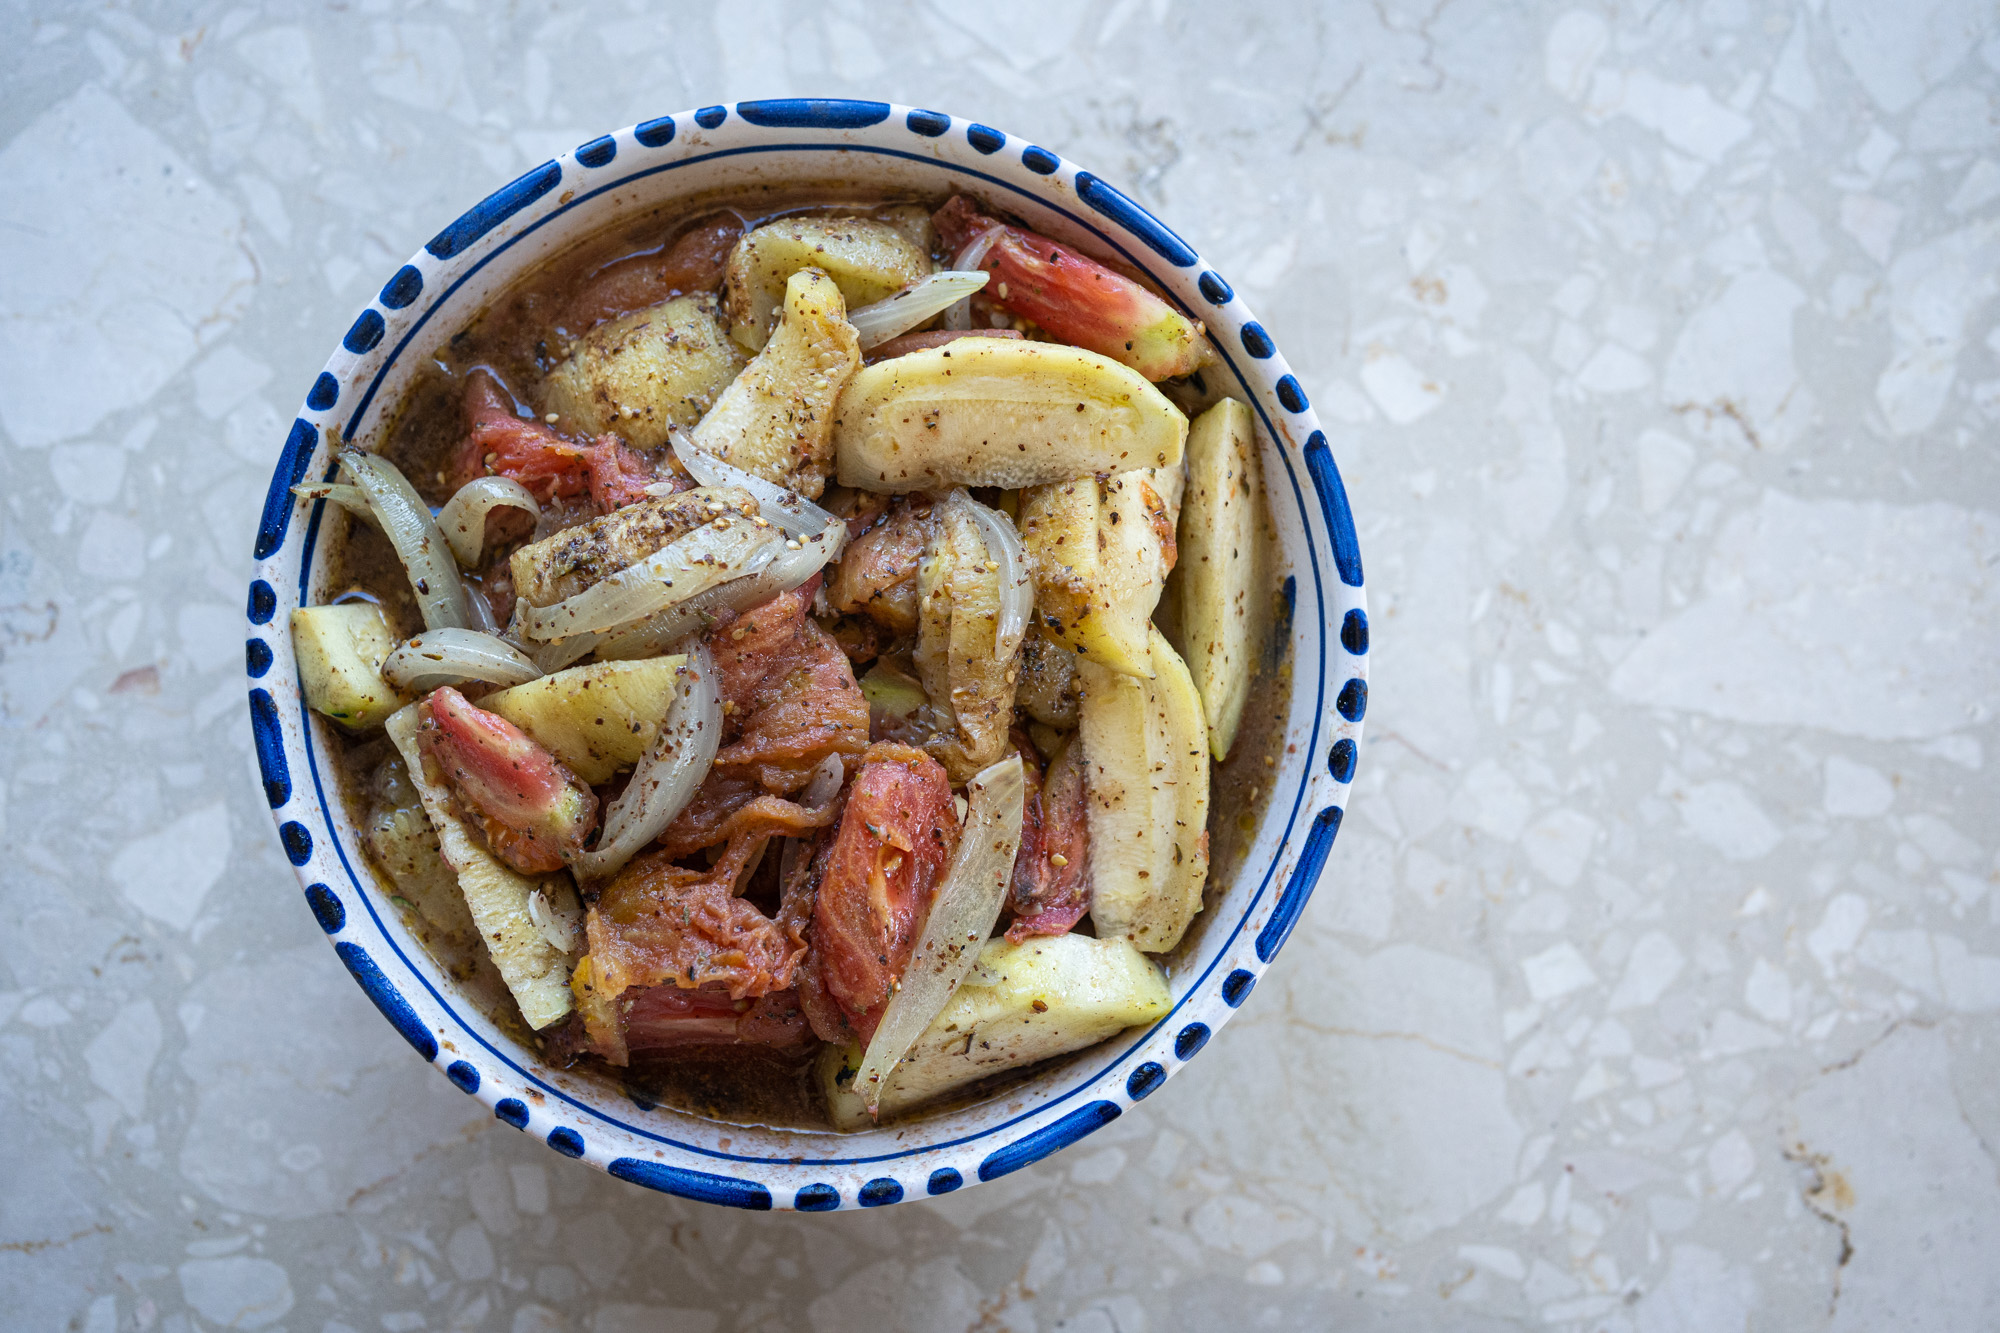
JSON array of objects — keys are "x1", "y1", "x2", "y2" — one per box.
[
  {"x1": 666, "y1": 430, "x2": 840, "y2": 540},
  {"x1": 291, "y1": 481, "x2": 379, "y2": 530},
  {"x1": 340, "y1": 448, "x2": 474, "y2": 631},
  {"x1": 381, "y1": 628, "x2": 543, "y2": 693},
  {"x1": 526, "y1": 884, "x2": 582, "y2": 953},
  {"x1": 593, "y1": 517, "x2": 840, "y2": 661},
  {"x1": 943, "y1": 226, "x2": 1008, "y2": 330},
  {"x1": 575, "y1": 645, "x2": 721, "y2": 883},
  {"x1": 801, "y1": 753, "x2": 845, "y2": 807},
  {"x1": 853, "y1": 752, "x2": 1025, "y2": 1115},
  {"x1": 847, "y1": 271, "x2": 990, "y2": 349},
  {"x1": 438, "y1": 476, "x2": 540, "y2": 568},
  {"x1": 523, "y1": 520, "x2": 780, "y2": 641},
  {"x1": 777, "y1": 754, "x2": 846, "y2": 897},
  {"x1": 954, "y1": 491, "x2": 1031, "y2": 661}
]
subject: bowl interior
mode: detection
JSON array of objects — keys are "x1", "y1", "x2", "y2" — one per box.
[{"x1": 250, "y1": 103, "x2": 1365, "y2": 1211}]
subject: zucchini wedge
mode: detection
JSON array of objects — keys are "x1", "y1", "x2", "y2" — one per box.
[
  {"x1": 833, "y1": 339, "x2": 1187, "y2": 492},
  {"x1": 1173, "y1": 398, "x2": 1265, "y2": 759},
  {"x1": 481, "y1": 657, "x2": 686, "y2": 785},
  {"x1": 292, "y1": 603, "x2": 407, "y2": 731},
  {"x1": 816, "y1": 933, "x2": 1170, "y2": 1128},
  {"x1": 384, "y1": 705, "x2": 582, "y2": 1030},
  {"x1": 1080, "y1": 629, "x2": 1210, "y2": 953}
]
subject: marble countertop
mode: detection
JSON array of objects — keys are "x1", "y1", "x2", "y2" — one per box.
[{"x1": 4, "y1": 1, "x2": 1998, "y2": 1329}]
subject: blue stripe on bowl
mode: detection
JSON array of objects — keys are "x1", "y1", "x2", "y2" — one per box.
[
  {"x1": 858, "y1": 1177, "x2": 904, "y2": 1207},
  {"x1": 967, "y1": 123, "x2": 1005, "y2": 154},
  {"x1": 978, "y1": 1101, "x2": 1121, "y2": 1182},
  {"x1": 906, "y1": 108, "x2": 950, "y2": 136},
  {"x1": 1021, "y1": 145, "x2": 1060, "y2": 175},
  {"x1": 1221, "y1": 970, "x2": 1256, "y2": 1007},
  {"x1": 425, "y1": 160, "x2": 562, "y2": 260},
  {"x1": 245, "y1": 638, "x2": 272, "y2": 678},
  {"x1": 1126, "y1": 1061, "x2": 1166, "y2": 1100},
  {"x1": 304, "y1": 883, "x2": 344, "y2": 934},
  {"x1": 1329, "y1": 737, "x2": 1358, "y2": 784},
  {"x1": 335, "y1": 941, "x2": 438, "y2": 1061},
  {"x1": 1255, "y1": 806, "x2": 1343, "y2": 963},
  {"x1": 608, "y1": 1157, "x2": 774, "y2": 1210},
  {"x1": 247, "y1": 688, "x2": 289, "y2": 806},
  {"x1": 495, "y1": 1098, "x2": 529, "y2": 1129},
  {"x1": 694, "y1": 105, "x2": 727, "y2": 129},
  {"x1": 447, "y1": 1060, "x2": 480, "y2": 1094},
  {"x1": 1198, "y1": 270, "x2": 1234, "y2": 305},
  {"x1": 342, "y1": 310, "x2": 385, "y2": 355},
  {"x1": 926, "y1": 1167, "x2": 963, "y2": 1195},
  {"x1": 1302, "y1": 432, "x2": 1364, "y2": 588},
  {"x1": 1240, "y1": 322, "x2": 1275, "y2": 358},
  {"x1": 574, "y1": 135, "x2": 617, "y2": 168},
  {"x1": 1341, "y1": 608, "x2": 1369, "y2": 656},
  {"x1": 1275, "y1": 374, "x2": 1308, "y2": 412},
  {"x1": 378, "y1": 265, "x2": 424, "y2": 310},
  {"x1": 547, "y1": 1127, "x2": 585, "y2": 1158},
  {"x1": 1337, "y1": 678, "x2": 1367, "y2": 723},
  {"x1": 280, "y1": 820, "x2": 312, "y2": 865},
  {"x1": 306, "y1": 372, "x2": 339, "y2": 411},
  {"x1": 634, "y1": 116, "x2": 676, "y2": 147},
  {"x1": 247, "y1": 579, "x2": 276, "y2": 624},
  {"x1": 1175, "y1": 1023, "x2": 1211, "y2": 1060},
  {"x1": 253, "y1": 419, "x2": 318, "y2": 559},
  {"x1": 737, "y1": 98, "x2": 890, "y2": 129},
  {"x1": 795, "y1": 1183, "x2": 841, "y2": 1212},
  {"x1": 1074, "y1": 173, "x2": 1197, "y2": 267}
]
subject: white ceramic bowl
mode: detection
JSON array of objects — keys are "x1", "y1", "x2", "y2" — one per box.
[{"x1": 245, "y1": 99, "x2": 1368, "y2": 1211}]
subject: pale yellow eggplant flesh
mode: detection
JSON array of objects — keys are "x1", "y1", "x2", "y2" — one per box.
[
  {"x1": 832, "y1": 339, "x2": 1187, "y2": 493},
  {"x1": 1174, "y1": 397, "x2": 1265, "y2": 760},
  {"x1": 1080, "y1": 629, "x2": 1211, "y2": 954}
]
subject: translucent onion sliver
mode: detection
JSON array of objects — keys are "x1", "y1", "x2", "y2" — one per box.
[
  {"x1": 853, "y1": 753, "x2": 1026, "y2": 1116},
  {"x1": 667, "y1": 430, "x2": 840, "y2": 541},
  {"x1": 593, "y1": 519, "x2": 840, "y2": 661},
  {"x1": 340, "y1": 448, "x2": 474, "y2": 631},
  {"x1": 438, "y1": 476, "x2": 540, "y2": 568},
  {"x1": 848, "y1": 271, "x2": 990, "y2": 349},
  {"x1": 956, "y1": 492, "x2": 1032, "y2": 660},
  {"x1": 943, "y1": 226, "x2": 1007, "y2": 330},
  {"x1": 381, "y1": 628, "x2": 543, "y2": 693},
  {"x1": 523, "y1": 520, "x2": 780, "y2": 641},
  {"x1": 574, "y1": 645, "x2": 721, "y2": 884},
  {"x1": 291, "y1": 481, "x2": 379, "y2": 530}
]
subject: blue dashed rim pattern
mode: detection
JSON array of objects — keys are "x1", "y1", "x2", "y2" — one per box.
[{"x1": 246, "y1": 100, "x2": 1367, "y2": 1211}]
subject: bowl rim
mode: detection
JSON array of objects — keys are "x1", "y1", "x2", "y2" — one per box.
[{"x1": 245, "y1": 98, "x2": 1367, "y2": 1212}]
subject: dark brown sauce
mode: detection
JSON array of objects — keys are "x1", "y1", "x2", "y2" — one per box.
[{"x1": 323, "y1": 185, "x2": 1294, "y2": 1132}]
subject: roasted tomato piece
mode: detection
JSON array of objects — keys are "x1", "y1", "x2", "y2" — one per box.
[
  {"x1": 450, "y1": 369, "x2": 657, "y2": 510},
  {"x1": 798, "y1": 742, "x2": 958, "y2": 1046},
  {"x1": 707, "y1": 580, "x2": 873, "y2": 789},
  {"x1": 933, "y1": 195, "x2": 1202, "y2": 381},
  {"x1": 558, "y1": 214, "x2": 744, "y2": 336},
  {"x1": 1007, "y1": 734, "x2": 1091, "y2": 940},
  {"x1": 827, "y1": 496, "x2": 932, "y2": 633},
  {"x1": 416, "y1": 686, "x2": 597, "y2": 873},
  {"x1": 587, "y1": 852, "x2": 807, "y2": 999},
  {"x1": 621, "y1": 986, "x2": 809, "y2": 1053}
]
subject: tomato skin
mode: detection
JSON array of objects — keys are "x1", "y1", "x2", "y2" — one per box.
[
  {"x1": 558, "y1": 214, "x2": 743, "y2": 337},
  {"x1": 933, "y1": 196, "x2": 1203, "y2": 382},
  {"x1": 451, "y1": 369, "x2": 659, "y2": 512},
  {"x1": 1007, "y1": 734, "x2": 1091, "y2": 941},
  {"x1": 417, "y1": 686, "x2": 597, "y2": 873},
  {"x1": 800, "y1": 743, "x2": 959, "y2": 1046}
]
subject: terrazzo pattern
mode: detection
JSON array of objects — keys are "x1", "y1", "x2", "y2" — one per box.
[{"x1": 2, "y1": 1, "x2": 1997, "y2": 1329}]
